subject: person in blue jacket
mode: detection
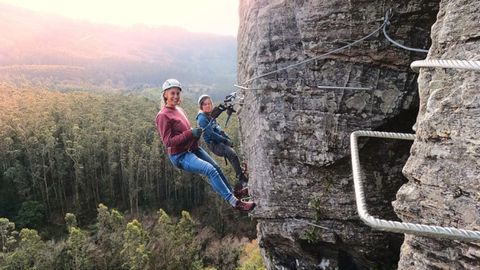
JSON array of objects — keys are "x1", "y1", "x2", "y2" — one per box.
[
  {"x1": 156, "y1": 79, "x2": 252, "y2": 211},
  {"x1": 196, "y1": 94, "x2": 249, "y2": 194}
]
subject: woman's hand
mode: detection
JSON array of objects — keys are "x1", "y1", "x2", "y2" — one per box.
[{"x1": 191, "y1": 128, "x2": 203, "y2": 138}]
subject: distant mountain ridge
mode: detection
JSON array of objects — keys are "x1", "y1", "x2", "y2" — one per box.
[{"x1": 0, "y1": 3, "x2": 237, "y2": 97}]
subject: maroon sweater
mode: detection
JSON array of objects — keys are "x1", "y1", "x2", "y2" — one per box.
[{"x1": 155, "y1": 106, "x2": 198, "y2": 155}]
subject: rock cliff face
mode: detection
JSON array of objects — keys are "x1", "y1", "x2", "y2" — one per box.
[
  {"x1": 393, "y1": 0, "x2": 480, "y2": 269},
  {"x1": 236, "y1": 0, "x2": 441, "y2": 269}
]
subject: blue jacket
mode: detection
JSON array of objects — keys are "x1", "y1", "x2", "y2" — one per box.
[{"x1": 196, "y1": 112, "x2": 231, "y2": 145}]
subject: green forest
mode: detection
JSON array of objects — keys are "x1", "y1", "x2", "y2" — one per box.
[{"x1": 0, "y1": 82, "x2": 264, "y2": 269}]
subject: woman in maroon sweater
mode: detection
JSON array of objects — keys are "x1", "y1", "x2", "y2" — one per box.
[{"x1": 155, "y1": 78, "x2": 254, "y2": 212}]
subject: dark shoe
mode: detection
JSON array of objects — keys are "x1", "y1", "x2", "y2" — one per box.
[
  {"x1": 238, "y1": 173, "x2": 249, "y2": 185},
  {"x1": 234, "y1": 200, "x2": 256, "y2": 212},
  {"x1": 234, "y1": 187, "x2": 249, "y2": 199}
]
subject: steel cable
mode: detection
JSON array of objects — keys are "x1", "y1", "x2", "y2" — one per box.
[{"x1": 350, "y1": 130, "x2": 480, "y2": 242}]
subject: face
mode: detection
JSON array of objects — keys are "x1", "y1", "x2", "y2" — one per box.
[
  {"x1": 201, "y1": 98, "x2": 213, "y2": 113},
  {"x1": 164, "y1": 87, "x2": 181, "y2": 107}
]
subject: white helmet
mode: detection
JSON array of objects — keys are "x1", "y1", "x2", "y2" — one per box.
[
  {"x1": 162, "y1": 78, "x2": 182, "y2": 92},
  {"x1": 198, "y1": 94, "x2": 211, "y2": 108}
]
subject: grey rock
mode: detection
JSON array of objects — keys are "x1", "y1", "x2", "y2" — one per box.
[
  {"x1": 393, "y1": 0, "x2": 480, "y2": 269},
  {"x1": 237, "y1": 0, "x2": 439, "y2": 269}
]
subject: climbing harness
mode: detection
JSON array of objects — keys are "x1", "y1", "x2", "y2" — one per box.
[{"x1": 350, "y1": 130, "x2": 480, "y2": 242}]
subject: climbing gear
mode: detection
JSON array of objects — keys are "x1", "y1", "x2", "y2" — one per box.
[
  {"x1": 162, "y1": 78, "x2": 182, "y2": 92},
  {"x1": 234, "y1": 200, "x2": 256, "y2": 212},
  {"x1": 204, "y1": 92, "x2": 238, "y2": 128},
  {"x1": 222, "y1": 92, "x2": 236, "y2": 127},
  {"x1": 197, "y1": 94, "x2": 211, "y2": 108},
  {"x1": 209, "y1": 92, "x2": 237, "y2": 127}
]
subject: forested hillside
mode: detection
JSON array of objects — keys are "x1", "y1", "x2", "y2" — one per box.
[
  {"x1": 0, "y1": 82, "x2": 181, "y2": 219},
  {"x1": 0, "y1": 82, "x2": 244, "y2": 223},
  {"x1": 0, "y1": 3, "x2": 236, "y2": 100},
  {"x1": 0, "y1": 82, "x2": 262, "y2": 269},
  {"x1": 0, "y1": 204, "x2": 263, "y2": 269},
  {"x1": 0, "y1": 3, "x2": 263, "y2": 268}
]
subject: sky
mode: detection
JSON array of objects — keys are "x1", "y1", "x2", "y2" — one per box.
[{"x1": 0, "y1": 0, "x2": 240, "y2": 36}]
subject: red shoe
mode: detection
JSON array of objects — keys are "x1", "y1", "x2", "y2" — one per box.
[
  {"x1": 234, "y1": 187, "x2": 249, "y2": 199},
  {"x1": 234, "y1": 200, "x2": 256, "y2": 212}
]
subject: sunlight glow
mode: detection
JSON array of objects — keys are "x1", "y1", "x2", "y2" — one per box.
[{"x1": 0, "y1": 0, "x2": 239, "y2": 36}]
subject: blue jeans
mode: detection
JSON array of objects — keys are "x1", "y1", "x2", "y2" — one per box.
[{"x1": 169, "y1": 148, "x2": 237, "y2": 206}]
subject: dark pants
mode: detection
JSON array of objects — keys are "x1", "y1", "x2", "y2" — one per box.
[{"x1": 207, "y1": 142, "x2": 245, "y2": 185}]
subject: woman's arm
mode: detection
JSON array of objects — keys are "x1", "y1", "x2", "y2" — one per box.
[
  {"x1": 197, "y1": 113, "x2": 230, "y2": 144},
  {"x1": 156, "y1": 113, "x2": 193, "y2": 147}
]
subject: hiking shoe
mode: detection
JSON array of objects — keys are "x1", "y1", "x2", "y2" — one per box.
[
  {"x1": 234, "y1": 187, "x2": 249, "y2": 199},
  {"x1": 234, "y1": 200, "x2": 256, "y2": 212}
]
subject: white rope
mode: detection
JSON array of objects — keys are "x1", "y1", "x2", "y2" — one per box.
[
  {"x1": 317, "y1": 85, "x2": 372, "y2": 90},
  {"x1": 235, "y1": 19, "x2": 388, "y2": 89},
  {"x1": 350, "y1": 130, "x2": 480, "y2": 242},
  {"x1": 411, "y1": 59, "x2": 480, "y2": 72}
]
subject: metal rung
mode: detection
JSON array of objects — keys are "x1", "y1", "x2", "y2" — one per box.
[
  {"x1": 411, "y1": 59, "x2": 480, "y2": 72},
  {"x1": 350, "y1": 130, "x2": 480, "y2": 242}
]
